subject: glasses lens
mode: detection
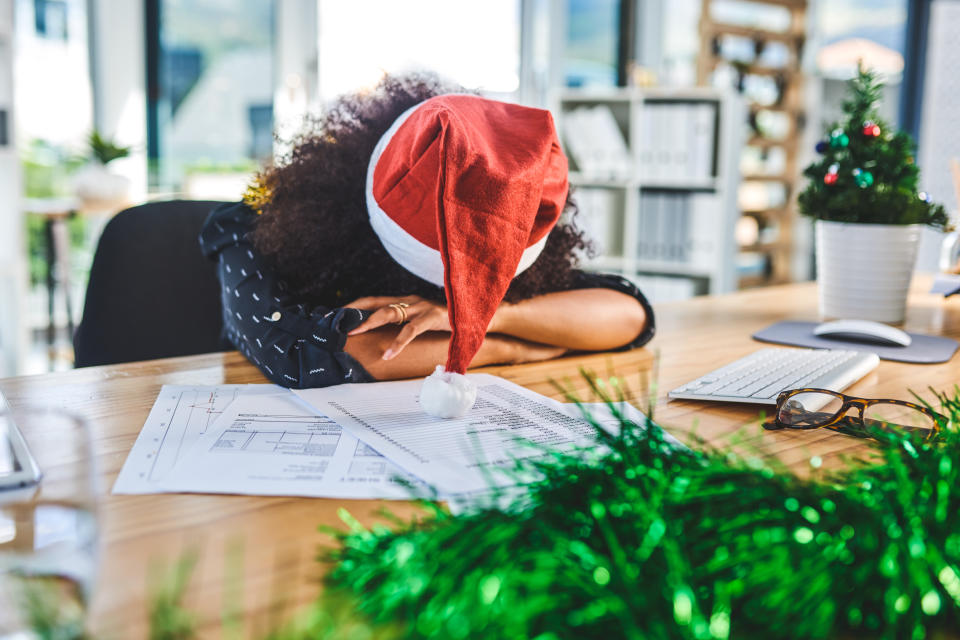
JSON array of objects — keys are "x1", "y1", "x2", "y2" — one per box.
[
  {"x1": 863, "y1": 402, "x2": 936, "y2": 434},
  {"x1": 778, "y1": 391, "x2": 844, "y2": 427}
]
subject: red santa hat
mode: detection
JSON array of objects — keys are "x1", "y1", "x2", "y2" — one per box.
[{"x1": 365, "y1": 94, "x2": 568, "y2": 417}]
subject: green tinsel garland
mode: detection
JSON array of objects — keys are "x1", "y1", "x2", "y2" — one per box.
[{"x1": 321, "y1": 388, "x2": 960, "y2": 640}]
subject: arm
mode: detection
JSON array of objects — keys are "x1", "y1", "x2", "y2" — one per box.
[
  {"x1": 348, "y1": 275, "x2": 652, "y2": 360},
  {"x1": 345, "y1": 329, "x2": 566, "y2": 380},
  {"x1": 201, "y1": 202, "x2": 374, "y2": 388},
  {"x1": 489, "y1": 287, "x2": 646, "y2": 351}
]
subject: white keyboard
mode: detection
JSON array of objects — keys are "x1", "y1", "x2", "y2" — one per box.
[{"x1": 668, "y1": 348, "x2": 880, "y2": 405}]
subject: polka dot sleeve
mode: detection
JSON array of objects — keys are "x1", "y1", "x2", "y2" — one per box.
[{"x1": 199, "y1": 202, "x2": 373, "y2": 388}]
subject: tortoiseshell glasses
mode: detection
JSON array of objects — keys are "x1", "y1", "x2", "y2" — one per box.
[{"x1": 773, "y1": 388, "x2": 947, "y2": 440}]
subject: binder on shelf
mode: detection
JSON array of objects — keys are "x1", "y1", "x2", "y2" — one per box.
[
  {"x1": 673, "y1": 105, "x2": 693, "y2": 179},
  {"x1": 692, "y1": 103, "x2": 717, "y2": 179},
  {"x1": 562, "y1": 105, "x2": 631, "y2": 179},
  {"x1": 688, "y1": 193, "x2": 720, "y2": 270}
]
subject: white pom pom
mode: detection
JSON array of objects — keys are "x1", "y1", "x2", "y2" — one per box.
[{"x1": 419, "y1": 365, "x2": 477, "y2": 418}]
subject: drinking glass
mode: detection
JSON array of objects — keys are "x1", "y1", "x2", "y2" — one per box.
[{"x1": 0, "y1": 409, "x2": 99, "y2": 639}]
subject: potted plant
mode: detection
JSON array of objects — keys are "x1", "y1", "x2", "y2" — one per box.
[
  {"x1": 72, "y1": 130, "x2": 132, "y2": 213},
  {"x1": 798, "y1": 66, "x2": 949, "y2": 323}
]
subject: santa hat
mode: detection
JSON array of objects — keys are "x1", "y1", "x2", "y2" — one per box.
[{"x1": 365, "y1": 94, "x2": 568, "y2": 417}]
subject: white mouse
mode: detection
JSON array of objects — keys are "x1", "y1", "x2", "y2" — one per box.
[{"x1": 813, "y1": 319, "x2": 912, "y2": 347}]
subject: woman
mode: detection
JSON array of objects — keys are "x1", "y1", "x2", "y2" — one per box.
[{"x1": 200, "y1": 73, "x2": 654, "y2": 392}]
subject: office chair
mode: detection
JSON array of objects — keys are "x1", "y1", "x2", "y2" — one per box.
[{"x1": 74, "y1": 200, "x2": 229, "y2": 367}]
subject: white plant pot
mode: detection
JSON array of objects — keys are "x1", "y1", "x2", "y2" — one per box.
[
  {"x1": 815, "y1": 220, "x2": 921, "y2": 324},
  {"x1": 73, "y1": 162, "x2": 131, "y2": 213}
]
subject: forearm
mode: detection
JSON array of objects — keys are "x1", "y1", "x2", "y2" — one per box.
[
  {"x1": 489, "y1": 288, "x2": 647, "y2": 351},
  {"x1": 346, "y1": 328, "x2": 565, "y2": 380}
]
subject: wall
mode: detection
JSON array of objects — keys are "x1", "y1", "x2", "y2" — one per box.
[
  {"x1": 0, "y1": 0, "x2": 24, "y2": 376},
  {"x1": 916, "y1": 0, "x2": 960, "y2": 271}
]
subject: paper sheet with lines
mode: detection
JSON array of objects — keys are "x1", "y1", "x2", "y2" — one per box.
[
  {"x1": 294, "y1": 374, "x2": 632, "y2": 495},
  {"x1": 158, "y1": 392, "x2": 427, "y2": 499},
  {"x1": 112, "y1": 384, "x2": 282, "y2": 494}
]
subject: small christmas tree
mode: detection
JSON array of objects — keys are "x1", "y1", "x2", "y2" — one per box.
[{"x1": 798, "y1": 65, "x2": 949, "y2": 229}]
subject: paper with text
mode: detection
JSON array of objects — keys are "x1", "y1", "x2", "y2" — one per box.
[
  {"x1": 159, "y1": 393, "x2": 428, "y2": 499},
  {"x1": 294, "y1": 374, "x2": 646, "y2": 495},
  {"x1": 112, "y1": 384, "x2": 283, "y2": 494}
]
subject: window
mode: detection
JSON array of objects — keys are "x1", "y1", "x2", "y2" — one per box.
[
  {"x1": 317, "y1": 0, "x2": 520, "y2": 103},
  {"x1": 564, "y1": 0, "x2": 620, "y2": 88},
  {"x1": 33, "y1": 0, "x2": 68, "y2": 40},
  {"x1": 146, "y1": 0, "x2": 275, "y2": 193},
  {"x1": 814, "y1": 0, "x2": 908, "y2": 124}
]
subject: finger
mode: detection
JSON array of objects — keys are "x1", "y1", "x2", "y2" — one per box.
[
  {"x1": 345, "y1": 296, "x2": 392, "y2": 310},
  {"x1": 349, "y1": 300, "x2": 431, "y2": 336},
  {"x1": 345, "y1": 295, "x2": 424, "y2": 310},
  {"x1": 348, "y1": 305, "x2": 404, "y2": 335},
  {"x1": 382, "y1": 320, "x2": 428, "y2": 360}
]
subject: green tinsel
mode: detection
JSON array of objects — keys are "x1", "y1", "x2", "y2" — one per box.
[{"x1": 320, "y1": 388, "x2": 960, "y2": 640}]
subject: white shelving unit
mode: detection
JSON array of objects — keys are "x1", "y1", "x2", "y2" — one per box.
[{"x1": 554, "y1": 87, "x2": 744, "y2": 301}]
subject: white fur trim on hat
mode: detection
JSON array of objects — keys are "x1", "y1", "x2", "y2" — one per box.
[
  {"x1": 365, "y1": 99, "x2": 549, "y2": 288},
  {"x1": 420, "y1": 365, "x2": 477, "y2": 418}
]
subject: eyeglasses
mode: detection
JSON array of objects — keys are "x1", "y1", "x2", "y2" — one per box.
[{"x1": 773, "y1": 388, "x2": 947, "y2": 440}]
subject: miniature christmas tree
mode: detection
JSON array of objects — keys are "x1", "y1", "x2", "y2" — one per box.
[{"x1": 798, "y1": 65, "x2": 949, "y2": 229}]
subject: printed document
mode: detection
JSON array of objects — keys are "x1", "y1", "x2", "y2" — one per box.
[
  {"x1": 160, "y1": 393, "x2": 427, "y2": 499},
  {"x1": 113, "y1": 384, "x2": 282, "y2": 494},
  {"x1": 294, "y1": 374, "x2": 654, "y2": 495}
]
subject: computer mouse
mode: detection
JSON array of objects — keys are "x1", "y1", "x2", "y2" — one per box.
[{"x1": 813, "y1": 319, "x2": 912, "y2": 347}]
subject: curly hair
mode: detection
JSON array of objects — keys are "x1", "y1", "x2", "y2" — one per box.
[{"x1": 250, "y1": 72, "x2": 592, "y2": 306}]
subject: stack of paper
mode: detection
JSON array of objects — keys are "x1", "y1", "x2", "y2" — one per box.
[{"x1": 113, "y1": 375, "x2": 669, "y2": 510}]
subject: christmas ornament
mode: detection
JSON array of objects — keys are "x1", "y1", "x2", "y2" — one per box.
[
  {"x1": 862, "y1": 121, "x2": 881, "y2": 137},
  {"x1": 853, "y1": 168, "x2": 874, "y2": 188},
  {"x1": 815, "y1": 140, "x2": 828, "y2": 154},
  {"x1": 824, "y1": 163, "x2": 839, "y2": 185},
  {"x1": 829, "y1": 128, "x2": 849, "y2": 148}
]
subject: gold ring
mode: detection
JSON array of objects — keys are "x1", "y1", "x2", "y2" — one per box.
[{"x1": 389, "y1": 302, "x2": 409, "y2": 324}]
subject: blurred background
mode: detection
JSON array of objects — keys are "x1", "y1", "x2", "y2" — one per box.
[{"x1": 0, "y1": 0, "x2": 957, "y2": 376}]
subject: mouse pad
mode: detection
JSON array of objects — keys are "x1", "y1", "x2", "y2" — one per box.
[{"x1": 752, "y1": 321, "x2": 958, "y2": 364}]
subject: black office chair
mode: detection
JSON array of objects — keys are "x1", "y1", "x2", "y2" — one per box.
[{"x1": 74, "y1": 200, "x2": 229, "y2": 367}]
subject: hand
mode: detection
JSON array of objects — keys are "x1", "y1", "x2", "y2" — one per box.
[{"x1": 346, "y1": 295, "x2": 451, "y2": 360}]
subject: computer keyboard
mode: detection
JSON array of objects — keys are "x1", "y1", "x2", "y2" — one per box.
[{"x1": 668, "y1": 348, "x2": 880, "y2": 405}]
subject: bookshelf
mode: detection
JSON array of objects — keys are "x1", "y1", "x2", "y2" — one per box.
[
  {"x1": 697, "y1": 0, "x2": 808, "y2": 287},
  {"x1": 554, "y1": 87, "x2": 744, "y2": 302}
]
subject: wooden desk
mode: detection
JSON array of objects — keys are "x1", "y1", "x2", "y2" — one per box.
[{"x1": 2, "y1": 278, "x2": 958, "y2": 637}]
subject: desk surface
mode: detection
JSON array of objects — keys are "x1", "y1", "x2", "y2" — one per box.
[{"x1": 2, "y1": 278, "x2": 958, "y2": 637}]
